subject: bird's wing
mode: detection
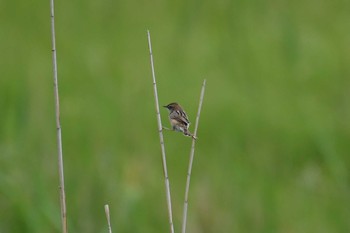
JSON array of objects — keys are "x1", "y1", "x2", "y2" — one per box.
[{"x1": 175, "y1": 110, "x2": 190, "y2": 126}]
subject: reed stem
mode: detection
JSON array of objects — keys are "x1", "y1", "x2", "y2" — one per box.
[
  {"x1": 181, "y1": 79, "x2": 206, "y2": 233},
  {"x1": 147, "y1": 30, "x2": 175, "y2": 233}
]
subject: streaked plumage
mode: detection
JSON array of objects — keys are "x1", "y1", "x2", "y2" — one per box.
[{"x1": 163, "y1": 102, "x2": 196, "y2": 139}]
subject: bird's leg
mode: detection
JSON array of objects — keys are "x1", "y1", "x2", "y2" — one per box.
[{"x1": 162, "y1": 126, "x2": 172, "y2": 131}]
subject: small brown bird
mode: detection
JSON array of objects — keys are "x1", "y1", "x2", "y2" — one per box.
[{"x1": 163, "y1": 102, "x2": 196, "y2": 140}]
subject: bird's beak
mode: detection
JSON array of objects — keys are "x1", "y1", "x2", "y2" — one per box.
[{"x1": 163, "y1": 105, "x2": 168, "y2": 108}]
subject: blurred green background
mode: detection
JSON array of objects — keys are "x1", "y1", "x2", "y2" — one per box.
[{"x1": 1, "y1": 0, "x2": 350, "y2": 232}]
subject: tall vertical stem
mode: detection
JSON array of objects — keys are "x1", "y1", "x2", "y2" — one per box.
[
  {"x1": 147, "y1": 30, "x2": 175, "y2": 233},
  {"x1": 181, "y1": 79, "x2": 206, "y2": 233},
  {"x1": 50, "y1": 1, "x2": 68, "y2": 232}
]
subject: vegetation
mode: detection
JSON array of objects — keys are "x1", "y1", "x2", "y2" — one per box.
[{"x1": 1, "y1": 0, "x2": 350, "y2": 232}]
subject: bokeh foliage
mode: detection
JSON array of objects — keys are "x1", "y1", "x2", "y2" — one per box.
[{"x1": 1, "y1": 0, "x2": 350, "y2": 232}]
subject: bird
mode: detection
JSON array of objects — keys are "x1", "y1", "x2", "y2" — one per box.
[{"x1": 163, "y1": 102, "x2": 196, "y2": 140}]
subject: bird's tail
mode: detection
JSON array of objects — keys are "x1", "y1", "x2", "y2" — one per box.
[{"x1": 184, "y1": 129, "x2": 197, "y2": 140}]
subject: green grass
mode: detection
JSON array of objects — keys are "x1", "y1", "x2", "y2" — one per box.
[{"x1": 1, "y1": 0, "x2": 350, "y2": 232}]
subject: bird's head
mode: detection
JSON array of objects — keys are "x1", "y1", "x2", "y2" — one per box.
[{"x1": 163, "y1": 102, "x2": 181, "y2": 111}]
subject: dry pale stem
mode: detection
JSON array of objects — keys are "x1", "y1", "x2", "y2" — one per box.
[
  {"x1": 147, "y1": 30, "x2": 175, "y2": 233},
  {"x1": 50, "y1": 0, "x2": 67, "y2": 232},
  {"x1": 104, "y1": 204, "x2": 113, "y2": 233},
  {"x1": 181, "y1": 79, "x2": 206, "y2": 233}
]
